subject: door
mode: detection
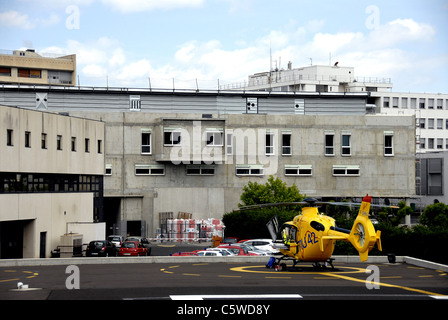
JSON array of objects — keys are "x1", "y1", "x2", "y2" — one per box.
[{"x1": 40, "y1": 232, "x2": 47, "y2": 258}]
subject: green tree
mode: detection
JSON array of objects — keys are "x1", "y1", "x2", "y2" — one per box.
[
  {"x1": 419, "y1": 202, "x2": 448, "y2": 229},
  {"x1": 239, "y1": 175, "x2": 304, "y2": 206},
  {"x1": 377, "y1": 201, "x2": 412, "y2": 227},
  {"x1": 222, "y1": 176, "x2": 304, "y2": 239}
]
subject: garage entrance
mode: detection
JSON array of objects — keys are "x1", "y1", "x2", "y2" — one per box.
[{"x1": 0, "y1": 221, "x2": 24, "y2": 259}]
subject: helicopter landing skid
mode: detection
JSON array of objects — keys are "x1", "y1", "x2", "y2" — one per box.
[{"x1": 269, "y1": 256, "x2": 336, "y2": 272}]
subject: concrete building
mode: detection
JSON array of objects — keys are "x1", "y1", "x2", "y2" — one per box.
[
  {"x1": 0, "y1": 84, "x2": 416, "y2": 238},
  {"x1": 0, "y1": 49, "x2": 76, "y2": 87},
  {"x1": 231, "y1": 63, "x2": 448, "y2": 209},
  {"x1": 227, "y1": 63, "x2": 448, "y2": 154},
  {"x1": 0, "y1": 105, "x2": 104, "y2": 258},
  {"x1": 220, "y1": 63, "x2": 393, "y2": 94}
]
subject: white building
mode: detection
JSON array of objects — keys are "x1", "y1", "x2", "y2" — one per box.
[{"x1": 0, "y1": 105, "x2": 105, "y2": 258}]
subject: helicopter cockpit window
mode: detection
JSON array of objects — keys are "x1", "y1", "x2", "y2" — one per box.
[
  {"x1": 279, "y1": 224, "x2": 297, "y2": 246},
  {"x1": 310, "y1": 221, "x2": 325, "y2": 232}
]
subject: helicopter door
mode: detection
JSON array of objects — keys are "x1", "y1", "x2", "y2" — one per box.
[{"x1": 278, "y1": 224, "x2": 298, "y2": 247}]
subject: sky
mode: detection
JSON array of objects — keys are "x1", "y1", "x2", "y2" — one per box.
[{"x1": 0, "y1": 0, "x2": 447, "y2": 93}]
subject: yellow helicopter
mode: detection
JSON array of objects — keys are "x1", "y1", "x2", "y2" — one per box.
[{"x1": 235, "y1": 195, "x2": 394, "y2": 270}]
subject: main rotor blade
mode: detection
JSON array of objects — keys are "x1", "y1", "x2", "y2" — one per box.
[
  {"x1": 233, "y1": 200, "x2": 399, "y2": 212},
  {"x1": 233, "y1": 202, "x2": 306, "y2": 212}
]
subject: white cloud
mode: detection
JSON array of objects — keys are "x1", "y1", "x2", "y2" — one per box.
[
  {"x1": 101, "y1": 0, "x2": 206, "y2": 13},
  {"x1": 367, "y1": 19, "x2": 435, "y2": 50},
  {"x1": 37, "y1": 15, "x2": 443, "y2": 92},
  {"x1": 0, "y1": 10, "x2": 35, "y2": 29},
  {"x1": 0, "y1": 9, "x2": 60, "y2": 29}
]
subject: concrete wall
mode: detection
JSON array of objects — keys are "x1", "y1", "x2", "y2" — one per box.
[
  {"x1": 0, "y1": 193, "x2": 95, "y2": 258},
  {"x1": 69, "y1": 111, "x2": 415, "y2": 237},
  {"x1": 0, "y1": 105, "x2": 105, "y2": 175}
]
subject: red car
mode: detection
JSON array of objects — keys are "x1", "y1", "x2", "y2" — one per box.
[
  {"x1": 217, "y1": 244, "x2": 257, "y2": 256},
  {"x1": 119, "y1": 241, "x2": 148, "y2": 256}
]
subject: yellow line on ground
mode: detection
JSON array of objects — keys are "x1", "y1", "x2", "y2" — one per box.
[
  {"x1": 0, "y1": 278, "x2": 19, "y2": 283},
  {"x1": 322, "y1": 272, "x2": 445, "y2": 297}
]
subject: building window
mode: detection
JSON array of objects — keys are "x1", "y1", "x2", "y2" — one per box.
[
  {"x1": 226, "y1": 130, "x2": 233, "y2": 156},
  {"x1": 105, "y1": 164, "x2": 112, "y2": 176},
  {"x1": 164, "y1": 128, "x2": 181, "y2": 146},
  {"x1": 141, "y1": 129, "x2": 151, "y2": 154},
  {"x1": 428, "y1": 138, "x2": 434, "y2": 149},
  {"x1": 341, "y1": 134, "x2": 351, "y2": 156},
  {"x1": 419, "y1": 98, "x2": 426, "y2": 109},
  {"x1": 383, "y1": 97, "x2": 390, "y2": 108},
  {"x1": 333, "y1": 165, "x2": 360, "y2": 176},
  {"x1": 85, "y1": 138, "x2": 90, "y2": 153},
  {"x1": 428, "y1": 118, "x2": 434, "y2": 129},
  {"x1": 97, "y1": 140, "x2": 102, "y2": 154},
  {"x1": 437, "y1": 99, "x2": 443, "y2": 110},
  {"x1": 265, "y1": 131, "x2": 275, "y2": 155},
  {"x1": 57, "y1": 135, "x2": 62, "y2": 150},
  {"x1": 420, "y1": 138, "x2": 426, "y2": 149},
  {"x1": 236, "y1": 165, "x2": 264, "y2": 176},
  {"x1": 285, "y1": 165, "x2": 312, "y2": 176},
  {"x1": 25, "y1": 131, "x2": 31, "y2": 148},
  {"x1": 282, "y1": 132, "x2": 291, "y2": 155},
  {"x1": 71, "y1": 137, "x2": 77, "y2": 152},
  {"x1": 0, "y1": 67, "x2": 11, "y2": 76},
  {"x1": 384, "y1": 132, "x2": 394, "y2": 156},
  {"x1": 18, "y1": 68, "x2": 41, "y2": 78},
  {"x1": 402, "y1": 97, "x2": 408, "y2": 108},
  {"x1": 135, "y1": 164, "x2": 165, "y2": 175},
  {"x1": 418, "y1": 118, "x2": 425, "y2": 129},
  {"x1": 392, "y1": 97, "x2": 399, "y2": 108},
  {"x1": 41, "y1": 133, "x2": 47, "y2": 149},
  {"x1": 206, "y1": 130, "x2": 223, "y2": 146},
  {"x1": 129, "y1": 95, "x2": 141, "y2": 111},
  {"x1": 325, "y1": 132, "x2": 335, "y2": 156},
  {"x1": 7, "y1": 129, "x2": 13, "y2": 146},
  {"x1": 186, "y1": 165, "x2": 215, "y2": 175},
  {"x1": 438, "y1": 119, "x2": 443, "y2": 130},
  {"x1": 437, "y1": 138, "x2": 443, "y2": 149}
]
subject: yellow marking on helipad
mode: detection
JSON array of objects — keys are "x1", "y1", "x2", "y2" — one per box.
[
  {"x1": 229, "y1": 264, "x2": 447, "y2": 297},
  {"x1": 230, "y1": 265, "x2": 367, "y2": 275}
]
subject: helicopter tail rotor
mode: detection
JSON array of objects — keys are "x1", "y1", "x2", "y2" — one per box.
[{"x1": 347, "y1": 195, "x2": 382, "y2": 262}]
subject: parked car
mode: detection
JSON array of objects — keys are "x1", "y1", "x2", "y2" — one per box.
[
  {"x1": 171, "y1": 252, "x2": 198, "y2": 256},
  {"x1": 119, "y1": 241, "x2": 148, "y2": 256},
  {"x1": 217, "y1": 244, "x2": 257, "y2": 256},
  {"x1": 231, "y1": 243, "x2": 270, "y2": 256},
  {"x1": 124, "y1": 236, "x2": 152, "y2": 255},
  {"x1": 241, "y1": 239, "x2": 279, "y2": 254},
  {"x1": 206, "y1": 248, "x2": 236, "y2": 256},
  {"x1": 85, "y1": 240, "x2": 118, "y2": 257},
  {"x1": 107, "y1": 235, "x2": 123, "y2": 248},
  {"x1": 196, "y1": 250, "x2": 227, "y2": 256}
]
